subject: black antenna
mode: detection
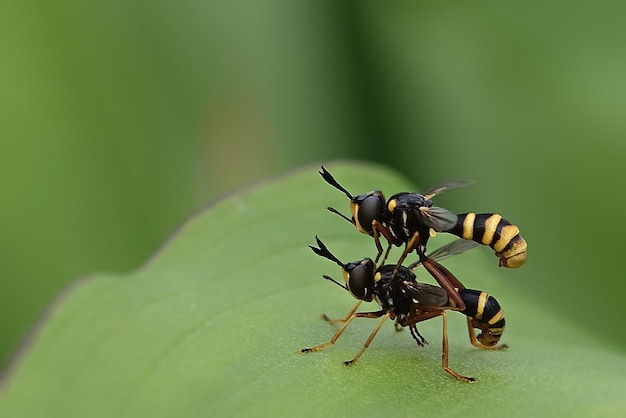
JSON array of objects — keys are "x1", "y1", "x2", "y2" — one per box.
[
  {"x1": 327, "y1": 206, "x2": 355, "y2": 225},
  {"x1": 309, "y1": 236, "x2": 345, "y2": 268},
  {"x1": 322, "y1": 274, "x2": 348, "y2": 291},
  {"x1": 319, "y1": 166, "x2": 354, "y2": 199}
]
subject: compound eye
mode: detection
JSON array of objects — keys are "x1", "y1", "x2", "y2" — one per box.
[
  {"x1": 356, "y1": 195, "x2": 383, "y2": 233},
  {"x1": 346, "y1": 264, "x2": 374, "y2": 300}
]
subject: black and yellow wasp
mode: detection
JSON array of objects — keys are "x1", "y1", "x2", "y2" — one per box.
[
  {"x1": 301, "y1": 238, "x2": 507, "y2": 382},
  {"x1": 319, "y1": 166, "x2": 527, "y2": 272}
]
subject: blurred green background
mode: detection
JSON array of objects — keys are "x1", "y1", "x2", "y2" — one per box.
[{"x1": 1, "y1": 0, "x2": 625, "y2": 367}]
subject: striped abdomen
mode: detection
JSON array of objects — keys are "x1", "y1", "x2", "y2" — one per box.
[
  {"x1": 448, "y1": 212, "x2": 527, "y2": 268},
  {"x1": 457, "y1": 289, "x2": 506, "y2": 347}
]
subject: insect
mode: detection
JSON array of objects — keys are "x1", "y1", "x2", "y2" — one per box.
[
  {"x1": 301, "y1": 238, "x2": 506, "y2": 382},
  {"x1": 319, "y1": 166, "x2": 527, "y2": 270}
]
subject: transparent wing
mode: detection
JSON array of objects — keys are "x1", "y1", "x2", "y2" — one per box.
[
  {"x1": 408, "y1": 239, "x2": 479, "y2": 270},
  {"x1": 423, "y1": 180, "x2": 474, "y2": 200}
]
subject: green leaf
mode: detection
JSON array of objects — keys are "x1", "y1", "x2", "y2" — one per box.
[{"x1": 1, "y1": 161, "x2": 625, "y2": 417}]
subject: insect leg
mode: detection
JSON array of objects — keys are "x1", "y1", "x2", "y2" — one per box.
[
  {"x1": 301, "y1": 314, "x2": 359, "y2": 354},
  {"x1": 300, "y1": 310, "x2": 386, "y2": 355},
  {"x1": 392, "y1": 231, "x2": 422, "y2": 275},
  {"x1": 372, "y1": 220, "x2": 395, "y2": 264},
  {"x1": 344, "y1": 312, "x2": 391, "y2": 365},
  {"x1": 440, "y1": 311, "x2": 476, "y2": 383},
  {"x1": 405, "y1": 310, "x2": 475, "y2": 382},
  {"x1": 408, "y1": 324, "x2": 428, "y2": 347},
  {"x1": 321, "y1": 300, "x2": 363, "y2": 324}
]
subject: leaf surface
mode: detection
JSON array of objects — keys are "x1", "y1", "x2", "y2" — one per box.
[{"x1": 1, "y1": 162, "x2": 625, "y2": 418}]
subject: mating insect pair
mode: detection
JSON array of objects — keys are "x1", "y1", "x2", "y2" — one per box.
[
  {"x1": 300, "y1": 238, "x2": 506, "y2": 382},
  {"x1": 300, "y1": 166, "x2": 520, "y2": 381}
]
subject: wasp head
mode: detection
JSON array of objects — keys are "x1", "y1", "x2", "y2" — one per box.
[
  {"x1": 340, "y1": 258, "x2": 376, "y2": 301},
  {"x1": 350, "y1": 192, "x2": 386, "y2": 236},
  {"x1": 319, "y1": 166, "x2": 386, "y2": 236},
  {"x1": 310, "y1": 236, "x2": 376, "y2": 301}
]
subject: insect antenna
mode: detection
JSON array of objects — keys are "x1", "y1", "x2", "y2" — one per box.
[
  {"x1": 309, "y1": 236, "x2": 345, "y2": 268},
  {"x1": 319, "y1": 166, "x2": 354, "y2": 199},
  {"x1": 322, "y1": 274, "x2": 348, "y2": 291},
  {"x1": 327, "y1": 206, "x2": 355, "y2": 225}
]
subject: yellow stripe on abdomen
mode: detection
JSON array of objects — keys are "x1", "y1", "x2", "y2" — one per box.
[
  {"x1": 462, "y1": 212, "x2": 476, "y2": 240},
  {"x1": 474, "y1": 292, "x2": 489, "y2": 320},
  {"x1": 493, "y1": 224, "x2": 520, "y2": 252},
  {"x1": 488, "y1": 308, "x2": 505, "y2": 325},
  {"x1": 481, "y1": 214, "x2": 502, "y2": 245}
]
